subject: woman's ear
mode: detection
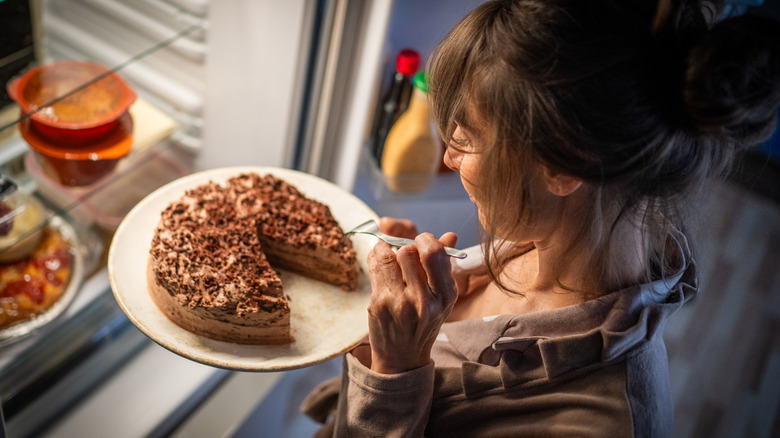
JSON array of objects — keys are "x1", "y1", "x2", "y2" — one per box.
[{"x1": 542, "y1": 166, "x2": 583, "y2": 197}]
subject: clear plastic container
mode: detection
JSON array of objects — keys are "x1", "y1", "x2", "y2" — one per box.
[
  {"x1": 26, "y1": 149, "x2": 186, "y2": 231},
  {"x1": 0, "y1": 177, "x2": 45, "y2": 263}
]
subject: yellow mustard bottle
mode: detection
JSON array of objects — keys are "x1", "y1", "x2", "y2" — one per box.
[{"x1": 380, "y1": 71, "x2": 440, "y2": 193}]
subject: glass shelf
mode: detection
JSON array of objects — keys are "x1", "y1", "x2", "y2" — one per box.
[{"x1": 0, "y1": 1, "x2": 202, "y2": 433}]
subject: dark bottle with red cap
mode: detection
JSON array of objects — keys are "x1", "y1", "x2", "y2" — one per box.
[{"x1": 371, "y1": 48, "x2": 420, "y2": 163}]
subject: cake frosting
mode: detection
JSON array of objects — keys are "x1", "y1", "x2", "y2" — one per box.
[
  {"x1": 228, "y1": 173, "x2": 358, "y2": 290},
  {"x1": 148, "y1": 172, "x2": 358, "y2": 344}
]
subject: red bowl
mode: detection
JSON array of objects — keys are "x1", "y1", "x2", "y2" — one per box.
[
  {"x1": 20, "y1": 112, "x2": 134, "y2": 186},
  {"x1": 7, "y1": 60, "x2": 136, "y2": 144}
]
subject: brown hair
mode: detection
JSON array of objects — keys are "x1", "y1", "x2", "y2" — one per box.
[{"x1": 428, "y1": 0, "x2": 780, "y2": 296}]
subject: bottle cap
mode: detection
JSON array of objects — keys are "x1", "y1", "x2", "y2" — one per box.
[
  {"x1": 396, "y1": 49, "x2": 420, "y2": 76},
  {"x1": 413, "y1": 71, "x2": 427, "y2": 93}
]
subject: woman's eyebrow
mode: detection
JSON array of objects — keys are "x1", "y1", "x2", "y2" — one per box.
[
  {"x1": 453, "y1": 117, "x2": 477, "y2": 136},
  {"x1": 455, "y1": 107, "x2": 486, "y2": 135}
]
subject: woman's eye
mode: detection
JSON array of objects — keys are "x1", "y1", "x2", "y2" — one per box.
[{"x1": 450, "y1": 136, "x2": 470, "y2": 149}]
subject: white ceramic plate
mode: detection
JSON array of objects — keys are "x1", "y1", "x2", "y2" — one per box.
[{"x1": 108, "y1": 167, "x2": 378, "y2": 372}]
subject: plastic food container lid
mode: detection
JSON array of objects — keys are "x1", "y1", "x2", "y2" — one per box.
[{"x1": 0, "y1": 176, "x2": 46, "y2": 262}]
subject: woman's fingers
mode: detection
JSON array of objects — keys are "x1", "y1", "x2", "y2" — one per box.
[
  {"x1": 369, "y1": 241, "x2": 404, "y2": 295},
  {"x1": 438, "y1": 232, "x2": 458, "y2": 249},
  {"x1": 413, "y1": 234, "x2": 458, "y2": 306},
  {"x1": 378, "y1": 217, "x2": 418, "y2": 239},
  {"x1": 394, "y1": 244, "x2": 429, "y2": 303},
  {"x1": 368, "y1": 242, "x2": 421, "y2": 324}
]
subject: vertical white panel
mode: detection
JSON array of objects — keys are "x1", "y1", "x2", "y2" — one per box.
[
  {"x1": 198, "y1": 0, "x2": 314, "y2": 171},
  {"x1": 324, "y1": 0, "x2": 394, "y2": 190}
]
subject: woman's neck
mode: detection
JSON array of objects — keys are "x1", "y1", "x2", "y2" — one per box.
[
  {"x1": 530, "y1": 204, "x2": 650, "y2": 300},
  {"x1": 448, "y1": 204, "x2": 651, "y2": 321},
  {"x1": 447, "y1": 249, "x2": 586, "y2": 321}
]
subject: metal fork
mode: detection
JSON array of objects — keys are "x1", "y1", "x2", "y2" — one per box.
[{"x1": 344, "y1": 219, "x2": 468, "y2": 259}]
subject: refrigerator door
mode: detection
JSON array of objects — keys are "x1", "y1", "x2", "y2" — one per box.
[
  {"x1": 296, "y1": 0, "x2": 394, "y2": 189},
  {"x1": 198, "y1": 0, "x2": 324, "y2": 170}
]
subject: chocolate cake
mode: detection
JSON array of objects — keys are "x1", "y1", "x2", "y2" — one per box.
[
  {"x1": 148, "y1": 172, "x2": 358, "y2": 345},
  {"x1": 228, "y1": 173, "x2": 358, "y2": 290}
]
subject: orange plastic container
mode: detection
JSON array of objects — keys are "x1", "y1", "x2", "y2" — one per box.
[
  {"x1": 19, "y1": 112, "x2": 134, "y2": 186},
  {"x1": 7, "y1": 60, "x2": 136, "y2": 144}
]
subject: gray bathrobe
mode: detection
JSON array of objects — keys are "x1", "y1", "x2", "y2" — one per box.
[{"x1": 302, "y1": 236, "x2": 694, "y2": 437}]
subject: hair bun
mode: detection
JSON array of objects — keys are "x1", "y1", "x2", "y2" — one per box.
[
  {"x1": 674, "y1": 1, "x2": 709, "y2": 54},
  {"x1": 683, "y1": 14, "x2": 780, "y2": 146}
]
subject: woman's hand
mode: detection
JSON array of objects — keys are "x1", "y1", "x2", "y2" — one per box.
[
  {"x1": 378, "y1": 217, "x2": 418, "y2": 239},
  {"x1": 366, "y1": 231, "x2": 458, "y2": 374},
  {"x1": 378, "y1": 217, "x2": 487, "y2": 297}
]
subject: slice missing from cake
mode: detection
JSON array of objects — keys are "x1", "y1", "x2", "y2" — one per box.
[
  {"x1": 228, "y1": 173, "x2": 358, "y2": 291},
  {"x1": 148, "y1": 172, "x2": 359, "y2": 345}
]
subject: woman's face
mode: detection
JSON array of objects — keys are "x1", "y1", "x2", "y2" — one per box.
[
  {"x1": 444, "y1": 123, "x2": 481, "y2": 207},
  {"x1": 444, "y1": 119, "x2": 565, "y2": 247}
]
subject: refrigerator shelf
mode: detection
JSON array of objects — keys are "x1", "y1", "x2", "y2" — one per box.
[{"x1": 357, "y1": 142, "x2": 469, "y2": 202}]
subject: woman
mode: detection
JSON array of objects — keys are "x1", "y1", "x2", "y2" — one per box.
[{"x1": 302, "y1": 0, "x2": 780, "y2": 436}]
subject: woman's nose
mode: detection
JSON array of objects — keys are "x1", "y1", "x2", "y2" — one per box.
[{"x1": 443, "y1": 147, "x2": 462, "y2": 171}]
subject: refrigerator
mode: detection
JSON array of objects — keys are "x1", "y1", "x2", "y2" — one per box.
[{"x1": 0, "y1": 0, "x2": 483, "y2": 436}]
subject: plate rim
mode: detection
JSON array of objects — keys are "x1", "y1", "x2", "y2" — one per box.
[{"x1": 108, "y1": 166, "x2": 378, "y2": 372}]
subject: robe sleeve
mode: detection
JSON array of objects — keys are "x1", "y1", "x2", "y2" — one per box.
[{"x1": 330, "y1": 349, "x2": 435, "y2": 437}]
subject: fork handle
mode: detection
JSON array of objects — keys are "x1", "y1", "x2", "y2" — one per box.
[
  {"x1": 388, "y1": 237, "x2": 468, "y2": 259},
  {"x1": 443, "y1": 247, "x2": 468, "y2": 259}
]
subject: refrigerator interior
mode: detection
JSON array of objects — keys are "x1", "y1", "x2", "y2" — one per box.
[
  {"x1": 350, "y1": 0, "x2": 486, "y2": 249},
  {"x1": 0, "y1": 0, "x2": 484, "y2": 436},
  {"x1": 2, "y1": 0, "x2": 776, "y2": 436}
]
